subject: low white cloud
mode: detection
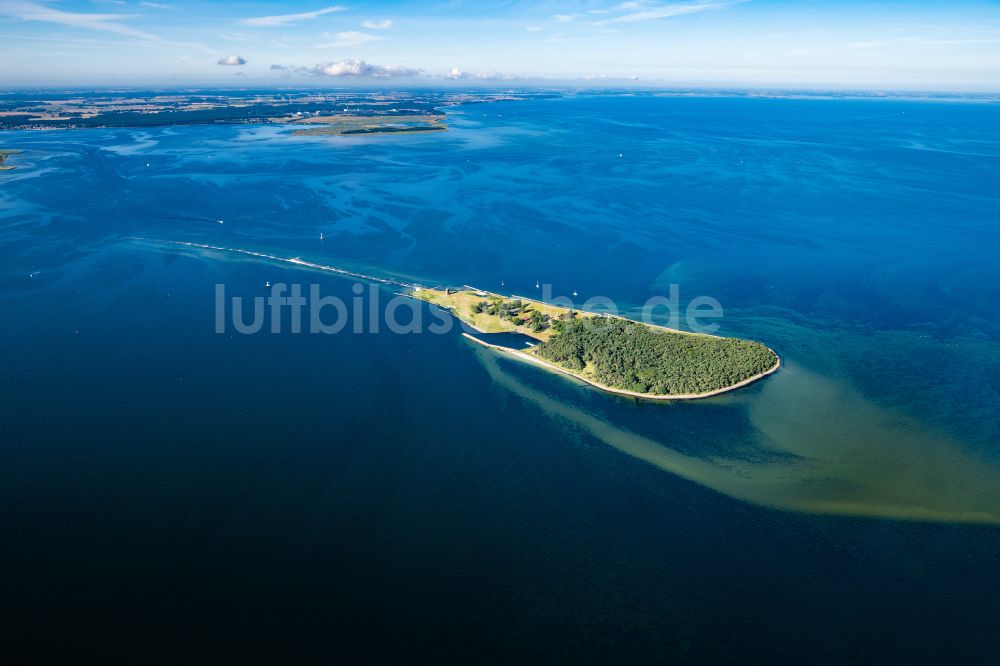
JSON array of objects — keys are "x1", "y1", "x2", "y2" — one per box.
[
  {"x1": 315, "y1": 30, "x2": 381, "y2": 48},
  {"x1": 448, "y1": 67, "x2": 515, "y2": 81},
  {"x1": 217, "y1": 54, "x2": 246, "y2": 65},
  {"x1": 475, "y1": 71, "x2": 516, "y2": 81},
  {"x1": 271, "y1": 64, "x2": 312, "y2": 75},
  {"x1": 525, "y1": 25, "x2": 543, "y2": 32},
  {"x1": 313, "y1": 59, "x2": 419, "y2": 78},
  {"x1": 139, "y1": 1, "x2": 169, "y2": 8},
  {"x1": 241, "y1": 5, "x2": 344, "y2": 27},
  {"x1": 553, "y1": 13, "x2": 578, "y2": 23},
  {"x1": 361, "y1": 19, "x2": 392, "y2": 29}
]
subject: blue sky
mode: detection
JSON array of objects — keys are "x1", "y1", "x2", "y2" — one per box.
[{"x1": 1, "y1": 1, "x2": 998, "y2": 89}]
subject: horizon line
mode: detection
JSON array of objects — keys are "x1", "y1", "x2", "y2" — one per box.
[{"x1": 0, "y1": 83, "x2": 997, "y2": 96}]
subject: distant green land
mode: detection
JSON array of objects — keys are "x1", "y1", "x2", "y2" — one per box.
[
  {"x1": 0, "y1": 150, "x2": 20, "y2": 171},
  {"x1": 0, "y1": 91, "x2": 544, "y2": 130},
  {"x1": 290, "y1": 114, "x2": 446, "y2": 136}
]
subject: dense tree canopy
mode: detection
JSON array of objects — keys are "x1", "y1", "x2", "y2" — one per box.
[{"x1": 533, "y1": 318, "x2": 777, "y2": 395}]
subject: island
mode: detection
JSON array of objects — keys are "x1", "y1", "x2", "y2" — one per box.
[
  {"x1": 0, "y1": 150, "x2": 19, "y2": 171},
  {"x1": 289, "y1": 114, "x2": 446, "y2": 136},
  {"x1": 412, "y1": 287, "x2": 780, "y2": 400}
]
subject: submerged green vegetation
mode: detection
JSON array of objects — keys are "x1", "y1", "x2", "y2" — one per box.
[{"x1": 534, "y1": 318, "x2": 777, "y2": 395}]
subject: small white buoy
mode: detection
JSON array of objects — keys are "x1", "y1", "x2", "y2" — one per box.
[
  {"x1": 217, "y1": 220, "x2": 224, "y2": 224},
  {"x1": 572, "y1": 290, "x2": 578, "y2": 297},
  {"x1": 265, "y1": 281, "x2": 271, "y2": 288},
  {"x1": 618, "y1": 153, "x2": 623, "y2": 158},
  {"x1": 535, "y1": 280, "x2": 540, "y2": 289},
  {"x1": 146, "y1": 163, "x2": 150, "y2": 167}
]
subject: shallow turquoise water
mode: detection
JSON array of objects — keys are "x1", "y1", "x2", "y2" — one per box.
[{"x1": 1, "y1": 94, "x2": 999, "y2": 661}]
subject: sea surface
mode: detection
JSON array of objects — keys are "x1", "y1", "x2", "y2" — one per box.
[{"x1": 2, "y1": 93, "x2": 999, "y2": 662}]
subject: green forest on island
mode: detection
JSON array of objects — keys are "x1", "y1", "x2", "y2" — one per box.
[{"x1": 533, "y1": 318, "x2": 777, "y2": 395}]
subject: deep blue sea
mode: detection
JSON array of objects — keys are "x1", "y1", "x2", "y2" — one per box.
[{"x1": 2, "y1": 94, "x2": 999, "y2": 662}]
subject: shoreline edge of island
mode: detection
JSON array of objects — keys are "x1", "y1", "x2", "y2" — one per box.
[{"x1": 460, "y1": 331, "x2": 781, "y2": 401}]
